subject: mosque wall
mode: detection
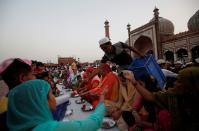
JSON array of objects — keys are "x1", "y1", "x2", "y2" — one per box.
[
  {"x1": 162, "y1": 33, "x2": 199, "y2": 62},
  {"x1": 130, "y1": 24, "x2": 158, "y2": 58}
]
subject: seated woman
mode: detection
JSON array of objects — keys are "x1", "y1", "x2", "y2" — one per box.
[
  {"x1": 78, "y1": 67, "x2": 100, "y2": 93},
  {"x1": 0, "y1": 58, "x2": 35, "y2": 130},
  {"x1": 122, "y1": 74, "x2": 161, "y2": 131},
  {"x1": 0, "y1": 58, "x2": 34, "y2": 90},
  {"x1": 36, "y1": 71, "x2": 61, "y2": 96},
  {"x1": 76, "y1": 68, "x2": 90, "y2": 92},
  {"x1": 78, "y1": 67, "x2": 100, "y2": 102},
  {"x1": 7, "y1": 79, "x2": 106, "y2": 131},
  {"x1": 110, "y1": 70, "x2": 138, "y2": 130},
  {"x1": 88, "y1": 64, "x2": 120, "y2": 109},
  {"x1": 123, "y1": 67, "x2": 199, "y2": 131}
]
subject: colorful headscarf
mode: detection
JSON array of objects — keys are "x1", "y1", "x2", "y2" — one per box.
[
  {"x1": 7, "y1": 80, "x2": 57, "y2": 131},
  {"x1": 0, "y1": 58, "x2": 32, "y2": 74}
]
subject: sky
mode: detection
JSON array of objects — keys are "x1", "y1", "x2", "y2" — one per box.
[{"x1": 0, "y1": 0, "x2": 198, "y2": 63}]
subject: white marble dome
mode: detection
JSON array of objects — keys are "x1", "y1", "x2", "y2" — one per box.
[
  {"x1": 188, "y1": 10, "x2": 199, "y2": 31},
  {"x1": 150, "y1": 17, "x2": 174, "y2": 35}
]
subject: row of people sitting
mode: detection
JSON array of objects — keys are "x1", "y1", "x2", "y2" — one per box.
[
  {"x1": 0, "y1": 58, "x2": 199, "y2": 131},
  {"x1": 0, "y1": 58, "x2": 107, "y2": 131},
  {"x1": 73, "y1": 63, "x2": 199, "y2": 131}
]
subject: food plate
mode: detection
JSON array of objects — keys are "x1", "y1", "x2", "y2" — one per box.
[
  {"x1": 75, "y1": 99, "x2": 85, "y2": 104},
  {"x1": 71, "y1": 91, "x2": 79, "y2": 98},
  {"x1": 71, "y1": 94, "x2": 79, "y2": 98},
  {"x1": 101, "y1": 117, "x2": 116, "y2": 129},
  {"x1": 64, "y1": 88, "x2": 72, "y2": 92},
  {"x1": 55, "y1": 92, "x2": 64, "y2": 97},
  {"x1": 70, "y1": 91, "x2": 79, "y2": 97},
  {"x1": 81, "y1": 104, "x2": 94, "y2": 112}
]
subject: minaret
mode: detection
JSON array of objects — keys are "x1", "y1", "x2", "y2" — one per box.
[
  {"x1": 104, "y1": 20, "x2": 110, "y2": 39},
  {"x1": 127, "y1": 23, "x2": 131, "y2": 47},
  {"x1": 154, "y1": 7, "x2": 162, "y2": 59},
  {"x1": 127, "y1": 23, "x2": 131, "y2": 55}
]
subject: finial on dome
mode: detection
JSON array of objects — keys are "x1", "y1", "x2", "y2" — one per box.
[
  {"x1": 153, "y1": 6, "x2": 159, "y2": 17},
  {"x1": 104, "y1": 20, "x2": 109, "y2": 25},
  {"x1": 127, "y1": 23, "x2": 131, "y2": 29}
]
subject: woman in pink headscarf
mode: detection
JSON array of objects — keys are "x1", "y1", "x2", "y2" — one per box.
[
  {"x1": 0, "y1": 58, "x2": 35, "y2": 130},
  {"x1": 0, "y1": 58, "x2": 34, "y2": 89}
]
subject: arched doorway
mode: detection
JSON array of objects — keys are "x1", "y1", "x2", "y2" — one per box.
[
  {"x1": 134, "y1": 36, "x2": 153, "y2": 57},
  {"x1": 191, "y1": 46, "x2": 199, "y2": 60},
  {"x1": 165, "y1": 51, "x2": 174, "y2": 62},
  {"x1": 176, "y1": 48, "x2": 188, "y2": 63}
]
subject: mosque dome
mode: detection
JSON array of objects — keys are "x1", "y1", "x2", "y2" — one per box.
[
  {"x1": 150, "y1": 17, "x2": 175, "y2": 35},
  {"x1": 188, "y1": 10, "x2": 199, "y2": 31}
]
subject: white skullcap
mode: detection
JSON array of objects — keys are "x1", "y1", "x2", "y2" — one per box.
[
  {"x1": 166, "y1": 61, "x2": 171, "y2": 65},
  {"x1": 175, "y1": 61, "x2": 183, "y2": 65},
  {"x1": 99, "y1": 37, "x2": 110, "y2": 45},
  {"x1": 195, "y1": 58, "x2": 199, "y2": 63},
  {"x1": 157, "y1": 59, "x2": 166, "y2": 64}
]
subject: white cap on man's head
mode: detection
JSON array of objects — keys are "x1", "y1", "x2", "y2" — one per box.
[
  {"x1": 157, "y1": 59, "x2": 166, "y2": 64},
  {"x1": 99, "y1": 37, "x2": 110, "y2": 45},
  {"x1": 195, "y1": 58, "x2": 199, "y2": 63},
  {"x1": 166, "y1": 61, "x2": 171, "y2": 65},
  {"x1": 175, "y1": 61, "x2": 183, "y2": 65}
]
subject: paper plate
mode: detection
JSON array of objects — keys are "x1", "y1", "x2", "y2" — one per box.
[
  {"x1": 81, "y1": 104, "x2": 94, "y2": 112},
  {"x1": 75, "y1": 99, "x2": 85, "y2": 104},
  {"x1": 55, "y1": 92, "x2": 64, "y2": 97},
  {"x1": 64, "y1": 88, "x2": 72, "y2": 92},
  {"x1": 71, "y1": 94, "x2": 79, "y2": 98},
  {"x1": 101, "y1": 117, "x2": 116, "y2": 129}
]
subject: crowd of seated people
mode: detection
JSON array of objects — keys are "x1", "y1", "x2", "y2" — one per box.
[{"x1": 0, "y1": 57, "x2": 199, "y2": 131}]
